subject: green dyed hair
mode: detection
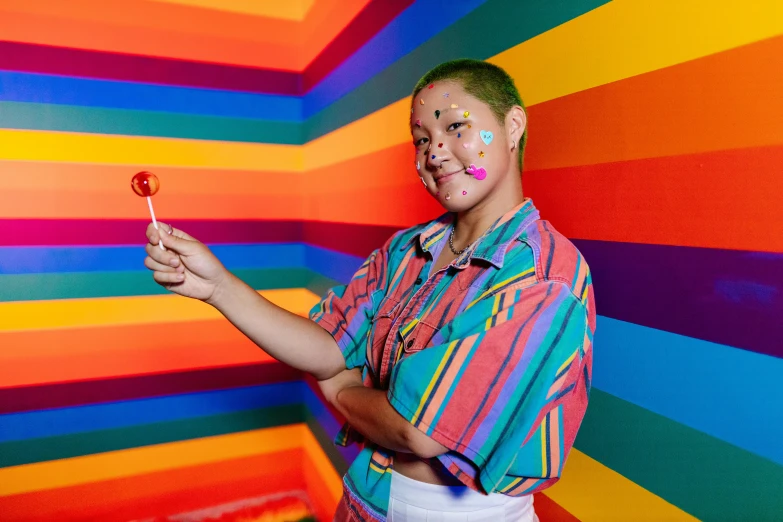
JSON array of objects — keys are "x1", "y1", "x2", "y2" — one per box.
[{"x1": 412, "y1": 59, "x2": 527, "y2": 171}]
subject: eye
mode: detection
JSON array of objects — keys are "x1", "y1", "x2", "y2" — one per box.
[
  {"x1": 448, "y1": 122, "x2": 464, "y2": 132},
  {"x1": 415, "y1": 137, "x2": 429, "y2": 146}
]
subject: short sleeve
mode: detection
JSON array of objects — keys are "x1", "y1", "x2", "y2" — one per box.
[
  {"x1": 308, "y1": 240, "x2": 390, "y2": 370},
  {"x1": 387, "y1": 281, "x2": 590, "y2": 494}
]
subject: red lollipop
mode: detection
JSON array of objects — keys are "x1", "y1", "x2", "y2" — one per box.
[{"x1": 131, "y1": 171, "x2": 165, "y2": 250}]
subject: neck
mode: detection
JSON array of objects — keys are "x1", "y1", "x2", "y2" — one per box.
[{"x1": 453, "y1": 168, "x2": 524, "y2": 249}]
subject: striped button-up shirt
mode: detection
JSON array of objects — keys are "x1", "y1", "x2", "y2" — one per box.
[{"x1": 310, "y1": 199, "x2": 595, "y2": 521}]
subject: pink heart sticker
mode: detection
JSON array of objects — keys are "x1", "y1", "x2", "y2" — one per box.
[{"x1": 466, "y1": 164, "x2": 487, "y2": 180}]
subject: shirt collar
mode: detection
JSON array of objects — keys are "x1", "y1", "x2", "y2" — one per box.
[{"x1": 401, "y1": 199, "x2": 540, "y2": 269}]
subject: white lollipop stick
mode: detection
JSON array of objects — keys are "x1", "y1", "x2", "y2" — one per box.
[{"x1": 147, "y1": 196, "x2": 166, "y2": 251}]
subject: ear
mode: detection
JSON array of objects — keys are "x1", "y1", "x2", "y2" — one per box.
[{"x1": 506, "y1": 105, "x2": 527, "y2": 150}]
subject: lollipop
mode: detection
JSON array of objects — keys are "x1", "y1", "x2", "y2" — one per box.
[{"x1": 131, "y1": 171, "x2": 165, "y2": 250}]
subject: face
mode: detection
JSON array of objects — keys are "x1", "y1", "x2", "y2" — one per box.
[{"x1": 410, "y1": 81, "x2": 517, "y2": 211}]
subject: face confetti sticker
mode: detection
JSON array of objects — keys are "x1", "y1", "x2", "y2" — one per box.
[
  {"x1": 415, "y1": 119, "x2": 421, "y2": 127},
  {"x1": 463, "y1": 111, "x2": 470, "y2": 118},
  {"x1": 428, "y1": 84, "x2": 434, "y2": 89},
  {"x1": 431, "y1": 155, "x2": 436, "y2": 159},
  {"x1": 445, "y1": 192, "x2": 451, "y2": 200},
  {"x1": 480, "y1": 130, "x2": 494, "y2": 145},
  {"x1": 450, "y1": 104, "x2": 458, "y2": 109},
  {"x1": 462, "y1": 143, "x2": 469, "y2": 149},
  {"x1": 434, "y1": 110, "x2": 440, "y2": 119},
  {"x1": 438, "y1": 143, "x2": 443, "y2": 148},
  {"x1": 420, "y1": 98, "x2": 424, "y2": 105},
  {"x1": 420, "y1": 176, "x2": 427, "y2": 187},
  {"x1": 416, "y1": 160, "x2": 420, "y2": 170},
  {"x1": 457, "y1": 133, "x2": 461, "y2": 138},
  {"x1": 462, "y1": 190, "x2": 467, "y2": 195},
  {"x1": 479, "y1": 151, "x2": 485, "y2": 158},
  {"x1": 443, "y1": 93, "x2": 449, "y2": 98}
]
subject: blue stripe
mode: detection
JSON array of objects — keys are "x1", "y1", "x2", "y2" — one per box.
[
  {"x1": 0, "y1": 243, "x2": 306, "y2": 274},
  {"x1": 302, "y1": 0, "x2": 487, "y2": 117},
  {"x1": 593, "y1": 316, "x2": 783, "y2": 465},
  {"x1": 0, "y1": 382, "x2": 303, "y2": 442},
  {"x1": 0, "y1": 71, "x2": 301, "y2": 121},
  {"x1": 306, "y1": 246, "x2": 364, "y2": 283}
]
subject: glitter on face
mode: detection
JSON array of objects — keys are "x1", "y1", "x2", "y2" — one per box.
[
  {"x1": 479, "y1": 151, "x2": 485, "y2": 158},
  {"x1": 463, "y1": 111, "x2": 470, "y2": 118}
]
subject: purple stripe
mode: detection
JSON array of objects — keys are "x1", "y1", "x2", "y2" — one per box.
[
  {"x1": 574, "y1": 239, "x2": 783, "y2": 359},
  {"x1": 301, "y1": 0, "x2": 414, "y2": 92},
  {"x1": 0, "y1": 219, "x2": 398, "y2": 255},
  {"x1": 302, "y1": 220, "x2": 400, "y2": 257},
  {"x1": 0, "y1": 363, "x2": 302, "y2": 415},
  {"x1": 0, "y1": 41, "x2": 299, "y2": 95},
  {"x1": 0, "y1": 219, "x2": 303, "y2": 246}
]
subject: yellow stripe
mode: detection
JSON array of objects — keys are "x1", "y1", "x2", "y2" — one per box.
[
  {"x1": 547, "y1": 449, "x2": 700, "y2": 522},
  {"x1": 0, "y1": 288, "x2": 320, "y2": 332},
  {"x1": 0, "y1": 425, "x2": 307, "y2": 496},
  {"x1": 541, "y1": 413, "x2": 549, "y2": 476},
  {"x1": 0, "y1": 129, "x2": 303, "y2": 172},
  {"x1": 410, "y1": 339, "x2": 458, "y2": 425},
  {"x1": 484, "y1": 292, "x2": 502, "y2": 330},
  {"x1": 301, "y1": 425, "x2": 343, "y2": 502},
  {"x1": 304, "y1": 0, "x2": 782, "y2": 172},
  {"x1": 147, "y1": 0, "x2": 315, "y2": 20},
  {"x1": 556, "y1": 350, "x2": 578, "y2": 376}
]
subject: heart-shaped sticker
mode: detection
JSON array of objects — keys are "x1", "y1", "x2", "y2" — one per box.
[
  {"x1": 480, "y1": 130, "x2": 493, "y2": 145},
  {"x1": 466, "y1": 164, "x2": 487, "y2": 180}
]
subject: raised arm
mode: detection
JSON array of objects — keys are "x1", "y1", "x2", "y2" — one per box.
[{"x1": 144, "y1": 222, "x2": 386, "y2": 381}]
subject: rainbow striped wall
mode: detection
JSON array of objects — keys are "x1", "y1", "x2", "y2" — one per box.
[{"x1": 1, "y1": 0, "x2": 782, "y2": 520}]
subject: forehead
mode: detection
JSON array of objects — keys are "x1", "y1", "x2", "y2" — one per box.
[{"x1": 411, "y1": 81, "x2": 487, "y2": 115}]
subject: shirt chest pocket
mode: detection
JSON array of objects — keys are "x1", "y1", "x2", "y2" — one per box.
[{"x1": 367, "y1": 294, "x2": 401, "y2": 373}]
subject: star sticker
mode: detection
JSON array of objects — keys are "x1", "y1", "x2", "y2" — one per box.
[
  {"x1": 443, "y1": 93, "x2": 449, "y2": 98},
  {"x1": 479, "y1": 151, "x2": 485, "y2": 158}
]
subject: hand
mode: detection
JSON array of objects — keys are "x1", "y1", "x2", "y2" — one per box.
[
  {"x1": 317, "y1": 367, "x2": 363, "y2": 407},
  {"x1": 144, "y1": 222, "x2": 229, "y2": 304}
]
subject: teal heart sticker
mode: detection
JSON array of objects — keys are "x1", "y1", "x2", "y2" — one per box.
[{"x1": 480, "y1": 130, "x2": 493, "y2": 145}]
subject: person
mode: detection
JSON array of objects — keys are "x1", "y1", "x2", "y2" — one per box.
[{"x1": 144, "y1": 59, "x2": 595, "y2": 522}]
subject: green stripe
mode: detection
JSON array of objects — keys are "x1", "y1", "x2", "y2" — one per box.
[
  {"x1": 0, "y1": 101, "x2": 301, "y2": 144},
  {"x1": 303, "y1": 0, "x2": 610, "y2": 141},
  {"x1": 576, "y1": 389, "x2": 783, "y2": 521},
  {"x1": 0, "y1": 268, "x2": 316, "y2": 301},
  {"x1": 0, "y1": 406, "x2": 304, "y2": 467},
  {"x1": 305, "y1": 414, "x2": 349, "y2": 476},
  {"x1": 305, "y1": 273, "x2": 342, "y2": 300}
]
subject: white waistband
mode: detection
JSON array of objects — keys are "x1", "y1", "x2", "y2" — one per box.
[{"x1": 389, "y1": 471, "x2": 533, "y2": 512}]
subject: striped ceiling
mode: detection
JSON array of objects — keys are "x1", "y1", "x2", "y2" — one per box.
[{"x1": 1, "y1": 1, "x2": 782, "y2": 521}]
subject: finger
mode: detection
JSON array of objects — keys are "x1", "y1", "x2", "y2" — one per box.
[
  {"x1": 144, "y1": 255, "x2": 182, "y2": 273},
  {"x1": 145, "y1": 241, "x2": 181, "y2": 267},
  {"x1": 157, "y1": 222, "x2": 198, "y2": 242},
  {"x1": 153, "y1": 270, "x2": 185, "y2": 285},
  {"x1": 158, "y1": 226, "x2": 201, "y2": 254}
]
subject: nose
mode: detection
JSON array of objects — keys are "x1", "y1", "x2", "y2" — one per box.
[{"x1": 426, "y1": 142, "x2": 450, "y2": 170}]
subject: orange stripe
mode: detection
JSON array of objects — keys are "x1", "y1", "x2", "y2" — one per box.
[
  {"x1": 0, "y1": 449, "x2": 306, "y2": 520},
  {"x1": 0, "y1": 0, "x2": 370, "y2": 71},
  {"x1": 0, "y1": 9, "x2": 301, "y2": 70},
  {"x1": 0, "y1": 162, "x2": 303, "y2": 220},
  {"x1": 418, "y1": 336, "x2": 476, "y2": 429},
  {"x1": 526, "y1": 34, "x2": 783, "y2": 171}
]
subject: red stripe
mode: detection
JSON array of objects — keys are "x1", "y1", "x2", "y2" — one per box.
[
  {"x1": 0, "y1": 40, "x2": 299, "y2": 95},
  {"x1": 0, "y1": 362, "x2": 302, "y2": 414},
  {"x1": 0, "y1": 449, "x2": 307, "y2": 521}
]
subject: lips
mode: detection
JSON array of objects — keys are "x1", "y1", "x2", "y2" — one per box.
[{"x1": 434, "y1": 168, "x2": 464, "y2": 185}]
